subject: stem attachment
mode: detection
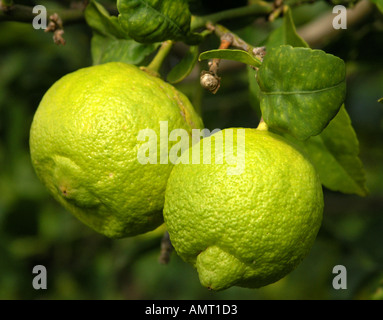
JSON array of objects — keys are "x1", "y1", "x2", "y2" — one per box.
[
  {"x1": 256, "y1": 117, "x2": 268, "y2": 131},
  {"x1": 143, "y1": 40, "x2": 173, "y2": 77},
  {"x1": 159, "y1": 231, "x2": 173, "y2": 265}
]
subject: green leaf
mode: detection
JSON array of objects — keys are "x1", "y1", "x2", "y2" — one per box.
[
  {"x1": 370, "y1": 0, "x2": 383, "y2": 13},
  {"x1": 257, "y1": 45, "x2": 346, "y2": 140},
  {"x1": 199, "y1": 49, "x2": 261, "y2": 68},
  {"x1": 85, "y1": 0, "x2": 159, "y2": 65},
  {"x1": 248, "y1": 6, "x2": 307, "y2": 118},
  {"x1": 85, "y1": 0, "x2": 125, "y2": 38},
  {"x1": 247, "y1": 66, "x2": 262, "y2": 118},
  {"x1": 265, "y1": 6, "x2": 308, "y2": 49},
  {"x1": 378, "y1": 97, "x2": 383, "y2": 104},
  {"x1": 167, "y1": 46, "x2": 199, "y2": 84},
  {"x1": 90, "y1": 34, "x2": 159, "y2": 65},
  {"x1": 289, "y1": 106, "x2": 368, "y2": 197},
  {"x1": 117, "y1": 0, "x2": 202, "y2": 44},
  {"x1": 282, "y1": 6, "x2": 309, "y2": 48}
]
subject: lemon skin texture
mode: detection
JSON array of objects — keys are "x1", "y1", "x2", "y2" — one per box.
[
  {"x1": 30, "y1": 62, "x2": 203, "y2": 239},
  {"x1": 163, "y1": 127, "x2": 323, "y2": 290}
]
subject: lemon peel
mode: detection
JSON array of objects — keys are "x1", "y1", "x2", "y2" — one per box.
[
  {"x1": 30, "y1": 62, "x2": 203, "y2": 238},
  {"x1": 163, "y1": 127, "x2": 323, "y2": 290}
]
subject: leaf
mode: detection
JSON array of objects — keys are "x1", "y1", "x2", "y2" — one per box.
[
  {"x1": 257, "y1": 45, "x2": 346, "y2": 140},
  {"x1": 85, "y1": 0, "x2": 159, "y2": 65},
  {"x1": 199, "y1": 49, "x2": 261, "y2": 68},
  {"x1": 247, "y1": 66, "x2": 262, "y2": 118},
  {"x1": 248, "y1": 7, "x2": 307, "y2": 118},
  {"x1": 117, "y1": 0, "x2": 202, "y2": 44},
  {"x1": 370, "y1": 0, "x2": 383, "y2": 13},
  {"x1": 378, "y1": 97, "x2": 383, "y2": 104},
  {"x1": 253, "y1": 7, "x2": 367, "y2": 197},
  {"x1": 85, "y1": 0, "x2": 125, "y2": 38},
  {"x1": 289, "y1": 106, "x2": 368, "y2": 197},
  {"x1": 167, "y1": 46, "x2": 199, "y2": 84},
  {"x1": 282, "y1": 6, "x2": 309, "y2": 48},
  {"x1": 265, "y1": 6, "x2": 308, "y2": 49},
  {"x1": 90, "y1": 34, "x2": 159, "y2": 65}
]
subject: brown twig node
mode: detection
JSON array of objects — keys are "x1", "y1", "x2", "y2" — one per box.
[
  {"x1": 200, "y1": 29, "x2": 233, "y2": 94},
  {"x1": 200, "y1": 70, "x2": 221, "y2": 94},
  {"x1": 45, "y1": 13, "x2": 66, "y2": 45},
  {"x1": 159, "y1": 231, "x2": 173, "y2": 265},
  {"x1": 253, "y1": 46, "x2": 266, "y2": 61}
]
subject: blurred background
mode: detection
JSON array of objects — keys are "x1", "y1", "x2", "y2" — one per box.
[{"x1": 0, "y1": 0, "x2": 383, "y2": 299}]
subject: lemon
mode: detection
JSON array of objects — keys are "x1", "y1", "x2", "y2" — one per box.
[
  {"x1": 163, "y1": 127, "x2": 323, "y2": 290},
  {"x1": 29, "y1": 62, "x2": 203, "y2": 238}
]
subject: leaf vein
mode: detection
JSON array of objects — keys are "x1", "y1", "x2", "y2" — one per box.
[
  {"x1": 261, "y1": 80, "x2": 344, "y2": 95},
  {"x1": 137, "y1": 0, "x2": 187, "y2": 36}
]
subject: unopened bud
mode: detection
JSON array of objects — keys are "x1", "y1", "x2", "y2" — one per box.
[{"x1": 200, "y1": 71, "x2": 220, "y2": 94}]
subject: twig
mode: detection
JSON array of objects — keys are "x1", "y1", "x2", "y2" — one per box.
[
  {"x1": 268, "y1": 0, "x2": 284, "y2": 22},
  {"x1": 190, "y1": 1, "x2": 274, "y2": 31},
  {"x1": 158, "y1": 231, "x2": 173, "y2": 265},
  {"x1": 297, "y1": 0, "x2": 373, "y2": 48},
  {"x1": 199, "y1": 30, "x2": 232, "y2": 94},
  {"x1": 200, "y1": 23, "x2": 266, "y2": 94},
  {"x1": 0, "y1": 4, "x2": 84, "y2": 24},
  {"x1": 191, "y1": 2, "x2": 273, "y2": 31},
  {"x1": 45, "y1": 13, "x2": 66, "y2": 45},
  {"x1": 209, "y1": 23, "x2": 252, "y2": 52}
]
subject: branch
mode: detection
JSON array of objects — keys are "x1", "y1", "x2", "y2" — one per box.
[
  {"x1": 45, "y1": 13, "x2": 66, "y2": 45},
  {"x1": 199, "y1": 34, "x2": 231, "y2": 94},
  {"x1": 158, "y1": 231, "x2": 173, "y2": 265},
  {"x1": 0, "y1": 4, "x2": 84, "y2": 24},
  {"x1": 190, "y1": 1, "x2": 274, "y2": 31},
  {"x1": 200, "y1": 23, "x2": 266, "y2": 94},
  {"x1": 297, "y1": 0, "x2": 374, "y2": 48}
]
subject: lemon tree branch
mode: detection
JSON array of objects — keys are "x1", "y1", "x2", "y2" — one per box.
[
  {"x1": 190, "y1": 1, "x2": 274, "y2": 31},
  {"x1": 0, "y1": 2, "x2": 84, "y2": 24}
]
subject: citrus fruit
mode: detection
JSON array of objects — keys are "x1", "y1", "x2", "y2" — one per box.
[
  {"x1": 163, "y1": 126, "x2": 323, "y2": 290},
  {"x1": 29, "y1": 62, "x2": 203, "y2": 239}
]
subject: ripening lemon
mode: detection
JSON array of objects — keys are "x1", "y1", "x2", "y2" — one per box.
[
  {"x1": 30, "y1": 62, "x2": 203, "y2": 238},
  {"x1": 163, "y1": 126, "x2": 323, "y2": 290}
]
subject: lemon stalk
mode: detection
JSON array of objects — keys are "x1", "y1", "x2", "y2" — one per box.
[
  {"x1": 144, "y1": 40, "x2": 173, "y2": 76},
  {"x1": 256, "y1": 117, "x2": 268, "y2": 131}
]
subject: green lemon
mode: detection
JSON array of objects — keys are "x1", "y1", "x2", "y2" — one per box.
[
  {"x1": 163, "y1": 127, "x2": 323, "y2": 290},
  {"x1": 30, "y1": 62, "x2": 203, "y2": 239}
]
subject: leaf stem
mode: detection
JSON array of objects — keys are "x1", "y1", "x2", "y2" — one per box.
[
  {"x1": 145, "y1": 40, "x2": 173, "y2": 75},
  {"x1": 209, "y1": 23, "x2": 255, "y2": 53},
  {"x1": 190, "y1": 1, "x2": 274, "y2": 31},
  {"x1": 256, "y1": 117, "x2": 268, "y2": 131},
  {"x1": 199, "y1": 23, "x2": 266, "y2": 94},
  {"x1": 158, "y1": 231, "x2": 173, "y2": 265}
]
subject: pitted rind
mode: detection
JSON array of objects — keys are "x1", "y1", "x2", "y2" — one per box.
[
  {"x1": 163, "y1": 128, "x2": 323, "y2": 289},
  {"x1": 30, "y1": 62, "x2": 203, "y2": 238}
]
